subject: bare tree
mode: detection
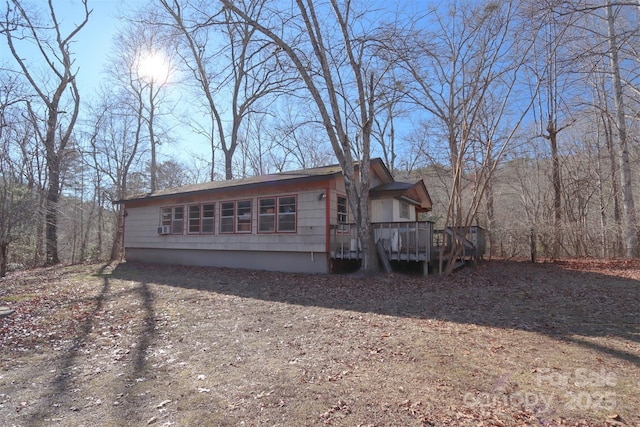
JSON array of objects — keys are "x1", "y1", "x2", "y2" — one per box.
[
  {"x1": 0, "y1": 70, "x2": 38, "y2": 276},
  {"x1": 528, "y1": 2, "x2": 579, "y2": 259},
  {"x1": 503, "y1": 140, "x2": 552, "y2": 258},
  {"x1": 0, "y1": 176, "x2": 37, "y2": 277},
  {"x1": 399, "y1": 0, "x2": 538, "y2": 274},
  {"x1": 86, "y1": 79, "x2": 152, "y2": 260},
  {"x1": 556, "y1": 0, "x2": 639, "y2": 257},
  {"x1": 155, "y1": 159, "x2": 194, "y2": 189},
  {"x1": 573, "y1": 17, "x2": 624, "y2": 257},
  {"x1": 106, "y1": 19, "x2": 176, "y2": 194},
  {"x1": 371, "y1": 73, "x2": 410, "y2": 176},
  {"x1": 156, "y1": 0, "x2": 296, "y2": 180},
  {"x1": 223, "y1": 0, "x2": 396, "y2": 273},
  {"x1": 269, "y1": 101, "x2": 334, "y2": 171},
  {"x1": 1, "y1": 0, "x2": 90, "y2": 265},
  {"x1": 604, "y1": 0, "x2": 638, "y2": 257}
]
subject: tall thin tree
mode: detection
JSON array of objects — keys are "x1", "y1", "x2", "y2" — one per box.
[
  {"x1": 605, "y1": 0, "x2": 638, "y2": 257},
  {"x1": 1, "y1": 0, "x2": 90, "y2": 265}
]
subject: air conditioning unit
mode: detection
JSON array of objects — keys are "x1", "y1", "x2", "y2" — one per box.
[{"x1": 157, "y1": 225, "x2": 171, "y2": 235}]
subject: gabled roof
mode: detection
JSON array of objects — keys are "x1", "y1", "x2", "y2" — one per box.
[
  {"x1": 370, "y1": 179, "x2": 433, "y2": 212},
  {"x1": 117, "y1": 158, "x2": 393, "y2": 204}
]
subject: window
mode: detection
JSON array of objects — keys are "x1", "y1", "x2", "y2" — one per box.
[
  {"x1": 161, "y1": 206, "x2": 184, "y2": 234},
  {"x1": 220, "y1": 200, "x2": 252, "y2": 233},
  {"x1": 259, "y1": 196, "x2": 297, "y2": 233},
  {"x1": 220, "y1": 202, "x2": 235, "y2": 233},
  {"x1": 202, "y1": 203, "x2": 215, "y2": 233},
  {"x1": 400, "y1": 201, "x2": 410, "y2": 220},
  {"x1": 236, "y1": 200, "x2": 252, "y2": 233},
  {"x1": 188, "y1": 203, "x2": 215, "y2": 234},
  {"x1": 278, "y1": 196, "x2": 296, "y2": 232},
  {"x1": 172, "y1": 207, "x2": 184, "y2": 234},
  {"x1": 188, "y1": 205, "x2": 201, "y2": 233},
  {"x1": 337, "y1": 195, "x2": 348, "y2": 232},
  {"x1": 161, "y1": 207, "x2": 172, "y2": 228},
  {"x1": 259, "y1": 198, "x2": 276, "y2": 232},
  {"x1": 337, "y1": 196, "x2": 348, "y2": 223}
]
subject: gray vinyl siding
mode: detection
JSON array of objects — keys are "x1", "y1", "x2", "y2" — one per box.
[
  {"x1": 371, "y1": 199, "x2": 394, "y2": 222},
  {"x1": 124, "y1": 190, "x2": 327, "y2": 254},
  {"x1": 370, "y1": 199, "x2": 415, "y2": 222}
]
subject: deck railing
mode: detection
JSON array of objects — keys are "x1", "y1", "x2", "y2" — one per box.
[
  {"x1": 330, "y1": 222, "x2": 485, "y2": 263},
  {"x1": 329, "y1": 221, "x2": 433, "y2": 262},
  {"x1": 329, "y1": 223, "x2": 361, "y2": 260},
  {"x1": 432, "y1": 226, "x2": 486, "y2": 260}
]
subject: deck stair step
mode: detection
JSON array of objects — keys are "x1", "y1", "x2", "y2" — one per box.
[{"x1": 376, "y1": 239, "x2": 393, "y2": 273}]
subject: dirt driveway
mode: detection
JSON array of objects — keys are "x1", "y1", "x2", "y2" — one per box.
[{"x1": 1, "y1": 259, "x2": 639, "y2": 426}]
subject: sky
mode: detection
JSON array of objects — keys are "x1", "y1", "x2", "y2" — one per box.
[
  {"x1": 19, "y1": 0, "x2": 132, "y2": 94},
  {"x1": 1, "y1": 0, "x2": 427, "y2": 174},
  {"x1": 69, "y1": 0, "x2": 125, "y2": 94},
  {"x1": 1, "y1": 0, "x2": 138, "y2": 103},
  {"x1": 1, "y1": 1, "x2": 124, "y2": 92},
  {"x1": 1, "y1": 0, "x2": 208, "y2": 166}
]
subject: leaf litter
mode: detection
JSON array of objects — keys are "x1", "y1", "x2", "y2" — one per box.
[{"x1": 0, "y1": 259, "x2": 638, "y2": 426}]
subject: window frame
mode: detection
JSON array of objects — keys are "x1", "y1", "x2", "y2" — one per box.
[
  {"x1": 201, "y1": 203, "x2": 215, "y2": 234},
  {"x1": 187, "y1": 204, "x2": 201, "y2": 234},
  {"x1": 219, "y1": 200, "x2": 253, "y2": 234},
  {"x1": 160, "y1": 205, "x2": 184, "y2": 235},
  {"x1": 258, "y1": 195, "x2": 297, "y2": 234},
  {"x1": 235, "y1": 199, "x2": 252, "y2": 233},
  {"x1": 258, "y1": 197, "x2": 276, "y2": 233},
  {"x1": 400, "y1": 201, "x2": 410, "y2": 220},
  {"x1": 337, "y1": 195, "x2": 349, "y2": 233},
  {"x1": 220, "y1": 201, "x2": 235, "y2": 234},
  {"x1": 277, "y1": 195, "x2": 297, "y2": 233},
  {"x1": 187, "y1": 202, "x2": 215, "y2": 235}
]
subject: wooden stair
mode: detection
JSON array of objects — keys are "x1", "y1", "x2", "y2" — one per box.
[{"x1": 376, "y1": 239, "x2": 393, "y2": 273}]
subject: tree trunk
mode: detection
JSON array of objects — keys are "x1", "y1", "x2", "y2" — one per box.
[
  {"x1": 33, "y1": 191, "x2": 46, "y2": 267},
  {"x1": 485, "y1": 158, "x2": 496, "y2": 260},
  {"x1": 224, "y1": 146, "x2": 235, "y2": 180},
  {"x1": 530, "y1": 228, "x2": 537, "y2": 263},
  {"x1": 149, "y1": 81, "x2": 158, "y2": 192},
  {"x1": 606, "y1": 1, "x2": 638, "y2": 257},
  {"x1": 3, "y1": 1, "x2": 88, "y2": 266},
  {"x1": 603, "y1": 112, "x2": 623, "y2": 256},
  {"x1": 45, "y1": 159, "x2": 60, "y2": 265},
  {"x1": 0, "y1": 243, "x2": 8, "y2": 278},
  {"x1": 110, "y1": 206, "x2": 125, "y2": 262},
  {"x1": 96, "y1": 190, "x2": 104, "y2": 259},
  {"x1": 595, "y1": 134, "x2": 608, "y2": 258},
  {"x1": 549, "y1": 127, "x2": 562, "y2": 259}
]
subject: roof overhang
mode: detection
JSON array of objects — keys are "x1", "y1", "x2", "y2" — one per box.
[
  {"x1": 370, "y1": 179, "x2": 433, "y2": 212},
  {"x1": 115, "y1": 166, "x2": 344, "y2": 205}
]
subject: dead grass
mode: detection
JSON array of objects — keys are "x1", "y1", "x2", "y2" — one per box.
[{"x1": 0, "y1": 259, "x2": 639, "y2": 426}]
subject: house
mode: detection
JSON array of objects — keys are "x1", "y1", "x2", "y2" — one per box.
[{"x1": 116, "y1": 158, "x2": 435, "y2": 275}]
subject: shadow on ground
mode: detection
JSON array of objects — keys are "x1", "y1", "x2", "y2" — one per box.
[
  {"x1": 24, "y1": 264, "x2": 157, "y2": 426},
  {"x1": 111, "y1": 259, "x2": 640, "y2": 366}
]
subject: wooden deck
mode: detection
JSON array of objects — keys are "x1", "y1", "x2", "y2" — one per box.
[
  {"x1": 330, "y1": 222, "x2": 485, "y2": 271},
  {"x1": 432, "y1": 226, "x2": 486, "y2": 261},
  {"x1": 330, "y1": 221, "x2": 432, "y2": 262}
]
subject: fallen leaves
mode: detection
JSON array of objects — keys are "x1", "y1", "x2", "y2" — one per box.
[
  {"x1": 320, "y1": 399, "x2": 352, "y2": 424},
  {"x1": 0, "y1": 260, "x2": 638, "y2": 426}
]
